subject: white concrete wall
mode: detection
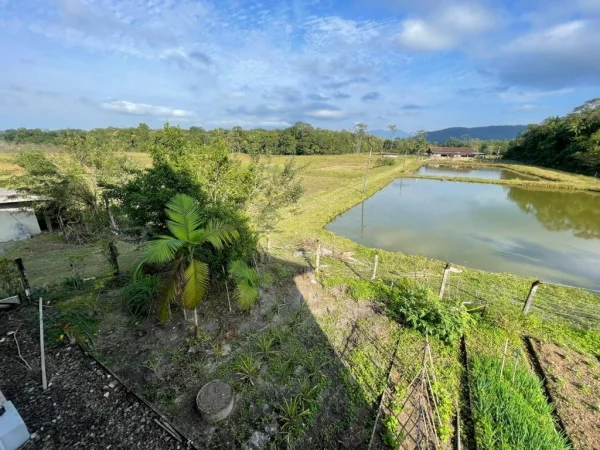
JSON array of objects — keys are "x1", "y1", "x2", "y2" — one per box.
[{"x1": 0, "y1": 206, "x2": 41, "y2": 242}]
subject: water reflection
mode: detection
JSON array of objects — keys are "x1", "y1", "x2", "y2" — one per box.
[
  {"x1": 326, "y1": 177, "x2": 600, "y2": 289},
  {"x1": 508, "y1": 187, "x2": 600, "y2": 239}
]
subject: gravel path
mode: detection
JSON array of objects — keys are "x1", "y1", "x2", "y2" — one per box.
[{"x1": 0, "y1": 308, "x2": 183, "y2": 450}]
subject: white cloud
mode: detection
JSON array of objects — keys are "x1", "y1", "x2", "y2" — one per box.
[
  {"x1": 100, "y1": 100, "x2": 194, "y2": 118},
  {"x1": 304, "y1": 16, "x2": 384, "y2": 47},
  {"x1": 511, "y1": 104, "x2": 540, "y2": 111},
  {"x1": 396, "y1": 3, "x2": 499, "y2": 51},
  {"x1": 495, "y1": 20, "x2": 600, "y2": 87},
  {"x1": 305, "y1": 108, "x2": 345, "y2": 119}
]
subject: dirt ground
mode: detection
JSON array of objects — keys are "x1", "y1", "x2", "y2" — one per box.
[
  {"x1": 89, "y1": 255, "x2": 379, "y2": 449},
  {"x1": 0, "y1": 309, "x2": 183, "y2": 449},
  {"x1": 533, "y1": 341, "x2": 600, "y2": 450}
]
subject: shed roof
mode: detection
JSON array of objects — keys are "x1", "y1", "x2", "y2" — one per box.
[{"x1": 0, "y1": 189, "x2": 44, "y2": 204}]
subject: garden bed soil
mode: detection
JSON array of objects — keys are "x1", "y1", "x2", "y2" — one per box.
[
  {"x1": 533, "y1": 341, "x2": 600, "y2": 450},
  {"x1": 0, "y1": 309, "x2": 181, "y2": 450}
]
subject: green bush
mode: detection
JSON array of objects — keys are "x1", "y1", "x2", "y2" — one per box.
[
  {"x1": 0, "y1": 258, "x2": 20, "y2": 297},
  {"x1": 471, "y1": 355, "x2": 569, "y2": 449},
  {"x1": 123, "y1": 275, "x2": 160, "y2": 319},
  {"x1": 385, "y1": 279, "x2": 472, "y2": 344},
  {"x1": 228, "y1": 259, "x2": 267, "y2": 311},
  {"x1": 374, "y1": 157, "x2": 396, "y2": 167}
]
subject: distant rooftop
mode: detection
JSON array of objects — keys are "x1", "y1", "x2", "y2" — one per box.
[{"x1": 428, "y1": 147, "x2": 478, "y2": 154}]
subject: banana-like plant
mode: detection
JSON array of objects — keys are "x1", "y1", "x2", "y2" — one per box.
[{"x1": 136, "y1": 194, "x2": 239, "y2": 321}]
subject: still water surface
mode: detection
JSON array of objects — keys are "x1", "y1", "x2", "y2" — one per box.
[
  {"x1": 326, "y1": 177, "x2": 600, "y2": 290},
  {"x1": 416, "y1": 165, "x2": 539, "y2": 181}
]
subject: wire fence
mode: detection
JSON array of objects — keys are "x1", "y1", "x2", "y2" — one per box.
[
  {"x1": 311, "y1": 241, "x2": 600, "y2": 331},
  {"x1": 1, "y1": 237, "x2": 145, "y2": 292}
]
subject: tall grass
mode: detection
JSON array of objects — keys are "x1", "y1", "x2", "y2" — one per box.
[{"x1": 471, "y1": 355, "x2": 569, "y2": 450}]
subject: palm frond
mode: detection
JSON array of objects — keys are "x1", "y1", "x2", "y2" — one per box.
[
  {"x1": 157, "y1": 273, "x2": 177, "y2": 322},
  {"x1": 182, "y1": 258, "x2": 209, "y2": 310},
  {"x1": 236, "y1": 283, "x2": 259, "y2": 311},
  {"x1": 165, "y1": 194, "x2": 203, "y2": 241},
  {"x1": 198, "y1": 219, "x2": 240, "y2": 249},
  {"x1": 229, "y1": 260, "x2": 260, "y2": 287},
  {"x1": 141, "y1": 236, "x2": 184, "y2": 264}
]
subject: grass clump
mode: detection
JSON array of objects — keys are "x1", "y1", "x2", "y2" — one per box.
[
  {"x1": 471, "y1": 355, "x2": 569, "y2": 450},
  {"x1": 122, "y1": 274, "x2": 159, "y2": 319}
]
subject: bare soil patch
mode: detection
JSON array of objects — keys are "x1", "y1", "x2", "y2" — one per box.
[{"x1": 533, "y1": 341, "x2": 600, "y2": 449}]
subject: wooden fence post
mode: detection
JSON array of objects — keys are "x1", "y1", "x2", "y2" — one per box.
[
  {"x1": 522, "y1": 280, "x2": 541, "y2": 314},
  {"x1": 14, "y1": 258, "x2": 31, "y2": 302},
  {"x1": 439, "y1": 263, "x2": 462, "y2": 299},
  {"x1": 315, "y1": 239, "x2": 321, "y2": 275},
  {"x1": 371, "y1": 251, "x2": 379, "y2": 282}
]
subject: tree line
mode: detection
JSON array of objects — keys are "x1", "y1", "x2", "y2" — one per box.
[
  {"x1": 10, "y1": 124, "x2": 304, "y2": 323},
  {"x1": 2, "y1": 122, "x2": 509, "y2": 157},
  {"x1": 504, "y1": 98, "x2": 600, "y2": 175}
]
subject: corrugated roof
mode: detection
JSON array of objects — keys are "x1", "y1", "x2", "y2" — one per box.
[{"x1": 0, "y1": 189, "x2": 44, "y2": 204}]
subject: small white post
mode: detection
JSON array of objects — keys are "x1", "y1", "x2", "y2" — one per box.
[
  {"x1": 194, "y1": 308, "x2": 199, "y2": 336},
  {"x1": 315, "y1": 239, "x2": 321, "y2": 275},
  {"x1": 522, "y1": 280, "x2": 541, "y2": 314},
  {"x1": 511, "y1": 348, "x2": 521, "y2": 383},
  {"x1": 39, "y1": 298, "x2": 47, "y2": 390},
  {"x1": 499, "y1": 338, "x2": 509, "y2": 378},
  {"x1": 371, "y1": 251, "x2": 379, "y2": 282}
]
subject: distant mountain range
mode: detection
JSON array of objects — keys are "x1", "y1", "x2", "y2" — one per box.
[
  {"x1": 370, "y1": 125, "x2": 527, "y2": 142},
  {"x1": 425, "y1": 125, "x2": 527, "y2": 142}
]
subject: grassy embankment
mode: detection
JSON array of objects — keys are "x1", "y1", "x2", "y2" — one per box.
[
  {"x1": 410, "y1": 158, "x2": 600, "y2": 192},
  {"x1": 267, "y1": 154, "x2": 599, "y2": 350},
  {"x1": 262, "y1": 154, "x2": 596, "y2": 447}
]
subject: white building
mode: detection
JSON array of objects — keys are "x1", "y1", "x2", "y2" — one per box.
[{"x1": 0, "y1": 189, "x2": 42, "y2": 242}]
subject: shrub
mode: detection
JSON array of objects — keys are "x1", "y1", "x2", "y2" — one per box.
[
  {"x1": 228, "y1": 259, "x2": 266, "y2": 311},
  {"x1": 385, "y1": 279, "x2": 472, "y2": 344},
  {"x1": 123, "y1": 275, "x2": 160, "y2": 319},
  {"x1": 0, "y1": 258, "x2": 20, "y2": 297},
  {"x1": 374, "y1": 157, "x2": 396, "y2": 167}
]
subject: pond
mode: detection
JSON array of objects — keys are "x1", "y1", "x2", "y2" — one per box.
[
  {"x1": 326, "y1": 178, "x2": 600, "y2": 290},
  {"x1": 416, "y1": 165, "x2": 539, "y2": 181}
]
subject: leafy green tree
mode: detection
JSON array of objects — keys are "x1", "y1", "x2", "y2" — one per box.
[
  {"x1": 136, "y1": 194, "x2": 239, "y2": 321},
  {"x1": 505, "y1": 98, "x2": 600, "y2": 175},
  {"x1": 12, "y1": 135, "x2": 133, "y2": 274},
  {"x1": 354, "y1": 123, "x2": 368, "y2": 153},
  {"x1": 247, "y1": 158, "x2": 303, "y2": 246},
  {"x1": 388, "y1": 125, "x2": 397, "y2": 153},
  {"x1": 111, "y1": 163, "x2": 206, "y2": 237}
]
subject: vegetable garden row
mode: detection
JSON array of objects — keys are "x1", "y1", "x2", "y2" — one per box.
[{"x1": 315, "y1": 248, "x2": 599, "y2": 449}]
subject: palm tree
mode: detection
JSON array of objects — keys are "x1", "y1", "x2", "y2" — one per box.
[{"x1": 136, "y1": 194, "x2": 239, "y2": 322}]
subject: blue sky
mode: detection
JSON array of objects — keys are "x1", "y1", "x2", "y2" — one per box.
[{"x1": 1, "y1": 0, "x2": 599, "y2": 132}]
